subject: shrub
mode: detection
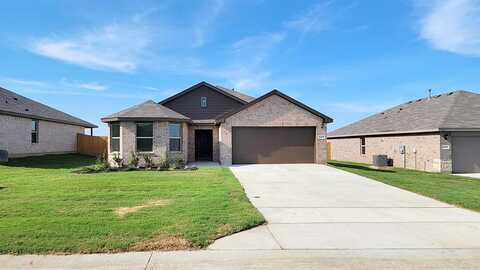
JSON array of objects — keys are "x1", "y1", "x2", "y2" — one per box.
[
  {"x1": 129, "y1": 152, "x2": 140, "y2": 168},
  {"x1": 112, "y1": 153, "x2": 124, "y2": 168},
  {"x1": 174, "y1": 158, "x2": 186, "y2": 170},
  {"x1": 158, "y1": 159, "x2": 170, "y2": 171},
  {"x1": 142, "y1": 154, "x2": 154, "y2": 169}
]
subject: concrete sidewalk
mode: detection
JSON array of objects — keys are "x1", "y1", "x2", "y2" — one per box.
[
  {"x1": 210, "y1": 164, "x2": 480, "y2": 250},
  {"x1": 2, "y1": 249, "x2": 480, "y2": 270}
]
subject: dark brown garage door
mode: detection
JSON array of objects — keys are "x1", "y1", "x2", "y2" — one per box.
[
  {"x1": 232, "y1": 127, "x2": 315, "y2": 164},
  {"x1": 452, "y1": 136, "x2": 480, "y2": 173}
]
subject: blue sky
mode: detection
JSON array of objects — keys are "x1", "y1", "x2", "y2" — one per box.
[{"x1": 2, "y1": 0, "x2": 480, "y2": 135}]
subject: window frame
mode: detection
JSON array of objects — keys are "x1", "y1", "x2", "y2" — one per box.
[
  {"x1": 360, "y1": 137, "x2": 366, "y2": 155},
  {"x1": 136, "y1": 122, "x2": 154, "y2": 153},
  {"x1": 168, "y1": 123, "x2": 183, "y2": 152},
  {"x1": 110, "y1": 123, "x2": 120, "y2": 153},
  {"x1": 31, "y1": 119, "x2": 39, "y2": 144},
  {"x1": 200, "y1": 96, "x2": 207, "y2": 108}
]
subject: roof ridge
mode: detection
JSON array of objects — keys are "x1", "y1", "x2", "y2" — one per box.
[{"x1": 159, "y1": 81, "x2": 252, "y2": 105}]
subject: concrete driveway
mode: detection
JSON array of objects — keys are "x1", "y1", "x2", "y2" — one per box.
[{"x1": 210, "y1": 164, "x2": 480, "y2": 250}]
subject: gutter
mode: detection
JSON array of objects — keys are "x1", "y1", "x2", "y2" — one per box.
[{"x1": 327, "y1": 129, "x2": 440, "y2": 139}]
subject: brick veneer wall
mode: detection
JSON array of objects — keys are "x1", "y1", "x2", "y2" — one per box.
[
  {"x1": 219, "y1": 94, "x2": 327, "y2": 165},
  {"x1": 328, "y1": 133, "x2": 444, "y2": 172},
  {"x1": 0, "y1": 114, "x2": 84, "y2": 157},
  {"x1": 109, "y1": 121, "x2": 188, "y2": 166}
]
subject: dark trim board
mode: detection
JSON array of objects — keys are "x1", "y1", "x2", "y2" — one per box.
[
  {"x1": 159, "y1": 81, "x2": 250, "y2": 105},
  {"x1": 217, "y1": 90, "x2": 333, "y2": 123}
]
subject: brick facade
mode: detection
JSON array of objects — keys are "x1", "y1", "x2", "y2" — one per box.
[
  {"x1": 328, "y1": 133, "x2": 448, "y2": 172},
  {"x1": 0, "y1": 114, "x2": 84, "y2": 157},
  {"x1": 108, "y1": 121, "x2": 188, "y2": 165},
  {"x1": 219, "y1": 94, "x2": 327, "y2": 165}
]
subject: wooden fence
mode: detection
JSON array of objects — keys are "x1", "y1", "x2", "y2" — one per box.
[{"x1": 77, "y1": 134, "x2": 108, "y2": 157}]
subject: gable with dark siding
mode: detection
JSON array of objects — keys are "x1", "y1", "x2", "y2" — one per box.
[{"x1": 162, "y1": 85, "x2": 246, "y2": 120}]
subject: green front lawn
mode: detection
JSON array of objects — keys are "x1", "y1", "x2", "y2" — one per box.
[
  {"x1": 328, "y1": 160, "x2": 480, "y2": 212},
  {"x1": 0, "y1": 154, "x2": 264, "y2": 254}
]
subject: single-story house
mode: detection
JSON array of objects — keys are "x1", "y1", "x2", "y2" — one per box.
[
  {"x1": 101, "y1": 81, "x2": 333, "y2": 166},
  {"x1": 328, "y1": 90, "x2": 480, "y2": 173},
  {"x1": 0, "y1": 86, "x2": 97, "y2": 159}
]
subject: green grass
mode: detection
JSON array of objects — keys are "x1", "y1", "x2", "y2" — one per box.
[
  {"x1": 0, "y1": 154, "x2": 264, "y2": 254},
  {"x1": 328, "y1": 160, "x2": 480, "y2": 212}
]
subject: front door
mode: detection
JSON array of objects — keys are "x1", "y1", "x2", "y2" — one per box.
[{"x1": 195, "y1": 130, "x2": 213, "y2": 161}]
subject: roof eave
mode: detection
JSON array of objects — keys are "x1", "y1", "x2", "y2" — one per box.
[
  {"x1": 0, "y1": 110, "x2": 97, "y2": 128},
  {"x1": 439, "y1": 128, "x2": 480, "y2": 132},
  {"x1": 101, "y1": 117, "x2": 191, "y2": 123},
  {"x1": 158, "y1": 81, "x2": 250, "y2": 105},
  {"x1": 216, "y1": 89, "x2": 334, "y2": 123},
  {"x1": 328, "y1": 129, "x2": 440, "y2": 138}
]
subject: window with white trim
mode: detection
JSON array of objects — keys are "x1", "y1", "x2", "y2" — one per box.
[
  {"x1": 31, "y1": 119, "x2": 39, "y2": 143},
  {"x1": 200, "y1": 96, "x2": 207, "y2": 108},
  {"x1": 110, "y1": 123, "x2": 120, "y2": 152},
  {"x1": 169, "y1": 123, "x2": 182, "y2": 152},
  {"x1": 136, "y1": 122, "x2": 153, "y2": 152}
]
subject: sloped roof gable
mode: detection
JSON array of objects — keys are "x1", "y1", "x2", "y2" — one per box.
[
  {"x1": 159, "y1": 81, "x2": 255, "y2": 105},
  {"x1": 329, "y1": 90, "x2": 480, "y2": 138},
  {"x1": 101, "y1": 100, "x2": 190, "y2": 122},
  {"x1": 0, "y1": 86, "x2": 97, "y2": 128},
  {"x1": 217, "y1": 89, "x2": 333, "y2": 123}
]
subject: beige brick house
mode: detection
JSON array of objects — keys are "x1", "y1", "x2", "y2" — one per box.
[
  {"x1": 328, "y1": 90, "x2": 480, "y2": 173},
  {"x1": 101, "y1": 81, "x2": 333, "y2": 166},
  {"x1": 0, "y1": 86, "x2": 97, "y2": 159}
]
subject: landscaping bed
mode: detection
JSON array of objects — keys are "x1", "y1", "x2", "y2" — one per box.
[
  {"x1": 328, "y1": 160, "x2": 480, "y2": 212},
  {"x1": 0, "y1": 154, "x2": 264, "y2": 254}
]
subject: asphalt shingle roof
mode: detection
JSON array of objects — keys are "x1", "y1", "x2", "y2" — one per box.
[
  {"x1": 0, "y1": 86, "x2": 97, "y2": 128},
  {"x1": 214, "y1": 85, "x2": 256, "y2": 103},
  {"x1": 101, "y1": 100, "x2": 190, "y2": 122},
  {"x1": 328, "y1": 90, "x2": 480, "y2": 138}
]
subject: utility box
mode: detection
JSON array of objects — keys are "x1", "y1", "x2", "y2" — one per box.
[
  {"x1": 0, "y1": 150, "x2": 8, "y2": 162},
  {"x1": 372, "y1": 155, "x2": 389, "y2": 167}
]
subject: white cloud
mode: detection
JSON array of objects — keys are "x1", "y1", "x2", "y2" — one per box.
[
  {"x1": 2, "y1": 77, "x2": 148, "y2": 99},
  {"x1": 285, "y1": 1, "x2": 332, "y2": 35},
  {"x1": 419, "y1": 0, "x2": 480, "y2": 57},
  {"x1": 192, "y1": 0, "x2": 226, "y2": 48},
  {"x1": 29, "y1": 22, "x2": 151, "y2": 72},
  {"x1": 232, "y1": 32, "x2": 286, "y2": 65},
  {"x1": 76, "y1": 82, "x2": 108, "y2": 91},
  {"x1": 1, "y1": 78, "x2": 46, "y2": 87},
  {"x1": 208, "y1": 32, "x2": 286, "y2": 92}
]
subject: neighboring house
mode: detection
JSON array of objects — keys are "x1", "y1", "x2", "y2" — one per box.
[
  {"x1": 0, "y1": 86, "x2": 97, "y2": 158},
  {"x1": 328, "y1": 90, "x2": 480, "y2": 173},
  {"x1": 101, "y1": 81, "x2": 333, "y2": 166}
]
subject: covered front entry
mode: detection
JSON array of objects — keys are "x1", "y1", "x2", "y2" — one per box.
[
  {"x1": 195, "y1": 129, "x2": 213, "y2": 161},
  {"x1": 452, "y1": 135, "x2": 480, "y2": 173},
  {"x1": 232, "y1": 127, "x2": 315, "y2": 164}
]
